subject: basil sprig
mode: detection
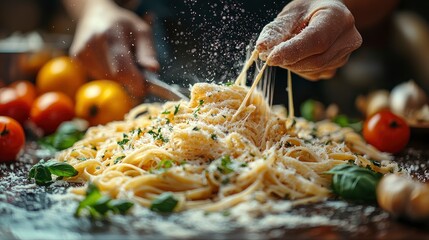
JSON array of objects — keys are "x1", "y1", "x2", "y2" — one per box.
[
  {"x1": 75, "y1": 183, "x2": 134, "y2": 219},
  {"x1": 150, "y1": 192, "x2": 178, "y2": 213},
  {"x1": 332, "y1": 115, "x2": 363, "y2": 133},
  {"x1": 326, "y1": 164, "x2": 383, "y2": 203},
  {"x1": 38, "y1": 121, "x2": 86, "y2": 152},
  {"x1": 28, "y1": 160, "x2": 78, "y2": 185}
]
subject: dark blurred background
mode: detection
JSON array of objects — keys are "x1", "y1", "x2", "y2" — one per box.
[{"x1": 1, "y1": 0, "x2": 429, "y2": 117}]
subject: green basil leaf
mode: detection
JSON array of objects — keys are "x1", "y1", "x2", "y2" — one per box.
[
  {"x1": 92, "y1": 196, "x2": 111, "y2": 216},
  {"x1": 32, "y1": 164, "x2": 52, "y2": 185},
  {"x1": 75, "y1": 183, "x2": 134, "y2": 218},
  {"x1": 327, "y1": 164, "x2": 383, "y2": 202},
  {"x1": 46, "y1": 162, "x2": 78, "y2": 177},
  {"x1": 28, "y1": 166, "x2": 36, "y2": 179},
  {"x1": 150, "y1": 192, "x2": 178, "y2": 213},
  {"x1": 53, "y1": 132, "x2": 84, "y2": 150},
  {"x1": 38, "y1": 121, "x2": 86, "y2": 152},
  {"x1": 109, "y1": 199, "x2": 134, "y2": 214},
  {"x1": 300, "y1": 99, "x2": 317, "y2": 121},
  {"x1": 332, "y1": 115, "x2": 363, "y2": 133},
  {"x1": 29, "y1": 160, "x2": 78, "y2": 185},
  {"x1": 75, "y1": 183, "x2": 103, "y2": 217}
]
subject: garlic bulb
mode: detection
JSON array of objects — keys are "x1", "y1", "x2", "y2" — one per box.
[
  {"x1": 366, "y1": 90, "x2": 390, "y2": 117},
  {"x1": 390, "y1": 80, "x2": 427, "y2": 117}
]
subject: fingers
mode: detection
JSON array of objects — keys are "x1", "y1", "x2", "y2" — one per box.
[
  {"x1": 268, "y1": 4, "x2": 359, "y2": 66},
  {"x1": 288, "y1": 55, "x2": 349, "y2": 80},
  {"x1": 71, "y1": 34, "x2": 113, "y2": 80},
  {"x1": 73, "y1": 22, "x2": 149, "y2": 99},
  {"x1": 134, "y1": 20, "x2": 159, "y2": 72},
  {"x1": 257, "y1": 0, "x2": 362, "y2": 80},
  {"x1": 103, "y1": 23, "x2": 148, "y2": 99},
  {"x1": 256, "y1": 16, "x2": 297, "y2": 60},
  {"x1": 282, "y1": 27, "x2": 360, "y2": 72},
  {"x1": 297, "y1": 68, "x2": 338, "y2": 80},
  {"x1": 256, "y1": 10, "x2": 307, "y2": 61}
]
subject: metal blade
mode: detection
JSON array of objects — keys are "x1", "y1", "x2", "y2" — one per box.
[{"x1": 143, "y1": 70, "x2": 189, "y2": 101}]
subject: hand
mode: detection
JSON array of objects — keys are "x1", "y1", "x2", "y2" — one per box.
[
  {"x1": 69, "y1": 0, "x2": 159, "y2": 98},
  {"x1": 256, "y1": 0, "x2": 362, "y2": 80}
]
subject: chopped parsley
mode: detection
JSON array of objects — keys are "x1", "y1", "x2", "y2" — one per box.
[
  {"x1": 240, "y1": 163, "x2": 248, "y2": 167},
  {"x1": 131, "y1": 128, "x2": 143, "y2": 136},
  {"x1": 174, "y1": 104, "x2": 181, "y2": 115},
  {"x1": 114, "y1": 156, "x2": 125, "y2": 164},
  {"x1": 221, "y1": 177, "x2": 230, "y2": 185},
  {"x1": 193, "y1": 99, "x2": 204, "y2": 117},
  {"x1": 148, "y1": 128, "x2": 168, "y2": 143},
  {"x1": 218, "y1": 156, "x2": 234, "y2": 174},
  {"x1": 150, "y1": 159, "x2": 175, "y2": 173},
  {"x1": 117, "y1": 138, "x2": 130, "y2": 149},
  {"x1": 158, "y1": 159, "x2": 174, "y2": 169}
]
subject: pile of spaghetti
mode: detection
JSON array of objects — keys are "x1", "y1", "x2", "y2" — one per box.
[{"x1": 57, "y1": 81, "x2": 399, "y2": 212}]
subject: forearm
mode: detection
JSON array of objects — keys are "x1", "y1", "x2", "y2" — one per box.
[{"x1": 343, "y1": 0, "x2": 400, "y2": 30}]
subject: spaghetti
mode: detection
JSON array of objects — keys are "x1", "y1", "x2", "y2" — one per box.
[{"x1": 57, "y1": 52, "x2": 399, "y2": 212}]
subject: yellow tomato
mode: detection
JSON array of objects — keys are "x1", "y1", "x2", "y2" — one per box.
[
  {"x1": 36, "y1": 56, "x2": 87, "y2": 100},
  {"x1": 75, "y1": 80, "x2": 132, "y2": 126}
]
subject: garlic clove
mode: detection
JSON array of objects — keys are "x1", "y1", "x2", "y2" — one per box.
[
  {"x1": 366, "y1": 90, "x2": 390, "y2": 117},
  {"x1": 390, "y1": 80, "x2": 427, "y2": 118},
  {"x1": 377, "y1": 174, "x2": 414, "y2": 217},
  {"x1": 415, "y1": 104, "x2": 429, "y2": 122},
  {"x1": 406, "y1": 184, "x2": 429, "y2": 221}
]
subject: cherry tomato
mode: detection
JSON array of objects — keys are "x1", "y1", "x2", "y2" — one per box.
[
  {"x1": 10, "y1": 80, "x2": 37, "y2": 106},
  {"x1": 30, "y1": 92, "x2": 75, "y2": 135},
  {"x1": 0, "y1": 87, "x2": 31, "y2": 125},
  {"x1": 36, "y1": 56, "x2": 87, "y2": 100},
  {"x1": 75, "y1": 80, "x2": 132, "y2": 126},
  {"x1": 363, "y1": 110, "x2": 410, "y2": 154},
  {"x1": 0, "y1": 116, "x2": 25, "y2": 162},
  {"x1": 0, "y1": 81, "x2": 37, "y2": 125}
]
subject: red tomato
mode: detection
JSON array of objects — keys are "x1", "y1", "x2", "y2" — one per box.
[
  {"x1": 9, "y1": 80, "x2": 37, "y2": 106},
  {"x1": 363, "y1": 110, "x2": 410, "y2": 154},
  {"x1": 0, "y1": 116, "x2": 25, "y2": 162},
  {"x1": 0, "y1": 87, "x2": 31, "y2": 125},
  {"x1": 30, "y1": 92, "x2": 75, "y2": 135},
  {"x1": 0, "y1": 81, "x2": 36, "y2": 125}
]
